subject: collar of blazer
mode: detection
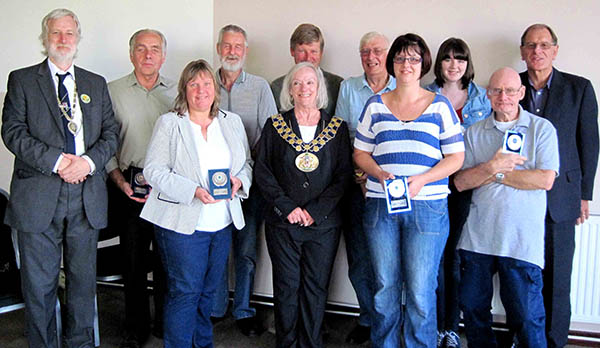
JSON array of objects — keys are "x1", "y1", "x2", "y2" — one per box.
[{"x1": 176, "y1": 109, "x2": 247, "y2": 185}]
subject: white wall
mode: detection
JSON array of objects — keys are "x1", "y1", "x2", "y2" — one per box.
[
  {"x1": 214, "y1": 0, "x2": 600, "y2": 213},
  {"x1": 0, "y1": 0, "x2": 214, "y2": 191}
]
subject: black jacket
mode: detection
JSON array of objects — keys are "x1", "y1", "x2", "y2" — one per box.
[{"x1": 254, "y1": 109, "x2": 353, "y2": 229}]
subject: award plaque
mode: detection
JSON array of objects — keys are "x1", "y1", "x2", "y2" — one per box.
[
  {"x1": 384, "y1": 177, "x2": 411, "y2": 214},
  {"x1": 503, "y1": 130, "x2": 525, "y2": 155},
  {"x1": 130, "y1": 167, "x2": 150, "y2": 198},
  {"x1": 208, "y1": 168, "x2": 231, "y2": 199}
]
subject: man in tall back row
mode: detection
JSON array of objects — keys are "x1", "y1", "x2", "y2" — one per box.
[{"x1": 519, "y1": 23, "x2": 599, "y2": 348}]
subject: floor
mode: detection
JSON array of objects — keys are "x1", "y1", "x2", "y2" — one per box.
[{"x1": 0, "y1": 285, "x2": 589, "y2": 347}]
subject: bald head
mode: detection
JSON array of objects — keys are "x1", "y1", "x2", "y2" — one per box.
[{"x1": 487, "y1": 67, "x2": 525, "y2": 121}]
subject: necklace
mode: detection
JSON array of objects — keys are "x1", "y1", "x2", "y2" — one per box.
[{"x1": 56, "y1": 79, "x2": 80, "y2": 136}]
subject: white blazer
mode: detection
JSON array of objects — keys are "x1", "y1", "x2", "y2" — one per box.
[{"x1": 140, "y1": 109, "x2": 252, "y2": 234}]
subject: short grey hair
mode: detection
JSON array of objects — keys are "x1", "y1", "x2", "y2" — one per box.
[
  {"x1": 217, "y1": 24, "x2": 248, "y2": 47},
  {"x1": 39, "y1": 8, "x2": 81, "y2": 56},
  {"x1": 280, "y1": 62, "x2": 328, "y2": 112},
  {"x1": 359, "y1": 31, "x2": 389, "y2": 50},
  {"x1": 520, "y1": 23, "x2": 558, "y2": 46},
  {"x1": 129, "y1": 29, "x2": 167, "y2": 56}
]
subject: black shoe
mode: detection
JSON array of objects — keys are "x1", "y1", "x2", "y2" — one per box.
[
  {"x1": 119, "y1": 333, "x2": 141, "y2": 348},
  {"x1": 211, "y1": 315, "x2": 227, "y2": 325},
  {"x1": 345, "y1": 324, "x2": 371, "y2": 344},
  {"x1": 152, "y1": 325, "x2": 163, "y2": 339},
  {"x1": 236, "y1": 317, "x2": 265, "y2": 337}
]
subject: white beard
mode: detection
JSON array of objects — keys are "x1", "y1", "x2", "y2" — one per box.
[
  {"x1": 220, "y1": 55, "x2": 245, "y2": 72},
  {"x1": 47, "y1": 44, "x2": 77, "y2": 67}
]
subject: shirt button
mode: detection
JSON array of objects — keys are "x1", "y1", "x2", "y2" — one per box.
[
  {"x1": 302, "y1": 182, "x2": 309, "y2": 189},
  {"x1": 537, "y1": 91, "x2": 542, "y2": 95},
  {"x1": 536, "y1": 108, "x2": 541, "y2": 113},
  {"x1": 464, "y1": 114, "x2": 468, "y2": 118},
  {"x1": 478, "y1": 112, "x2": 482, "y2": 116}
]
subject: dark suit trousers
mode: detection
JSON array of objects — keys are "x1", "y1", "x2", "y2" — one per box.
[
  {"x1": 18, "y1": 182, "x2": 98, "y2": 348},
  {"x1": 265, "y1": 223, "x2": 340, "y2": 348},
  {"x1": 107, "y1": 178, "x2": 166, "y2": 339},
  {"x1": 544, "y1": 219, "x2": 576, "y2": 348}
]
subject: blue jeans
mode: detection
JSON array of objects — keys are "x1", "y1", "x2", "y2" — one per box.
[
  {"x1": 364, "y1": 198, "x2": 449, "y2": 348},
  {"x1": 154, "y1": 225, "x2": 232, "y2": 348},
  {"x1": 342, "y1": 183, "x2": 374, "y2": 327},
  {"x1": 212, "y1": 189, "x2": 264, "y2": 319},
  {"x1": 459, "y1": 250, "x2": 546, "y2": 348}
]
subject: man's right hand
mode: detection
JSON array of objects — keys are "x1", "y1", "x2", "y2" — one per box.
[
  {"x1": 487, "y1": 148, "x2": 526, "y2": 174},
  {"x1": 118, "y1": 180, "x2": 148, "y2": 203}
]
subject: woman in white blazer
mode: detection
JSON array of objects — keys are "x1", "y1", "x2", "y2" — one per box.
[{"x1": 140, "y1": 59, "x2": 252, "y2": 348}]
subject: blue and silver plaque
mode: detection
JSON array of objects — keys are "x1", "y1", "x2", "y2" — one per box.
[
  {"x1": 503, "y1": 130, "x2": 525, "y2": 155},
  {"x1": 385, "y1": 176, "x2": 411, "y2": 214},
  {"x1": 208, "y1": 168, "x2": 231, "y2": 199}
]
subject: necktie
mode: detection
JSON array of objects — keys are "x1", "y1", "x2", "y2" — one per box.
[{"x1": 57, "y1": 72, "x2": 76, "y2": 154}]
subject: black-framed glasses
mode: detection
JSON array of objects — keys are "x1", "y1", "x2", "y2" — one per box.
[{"x1": 393, "y1": 56, "x2": 422, "y2": 65}]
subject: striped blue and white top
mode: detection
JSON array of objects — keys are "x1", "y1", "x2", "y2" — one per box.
[{"x1": 354, "y1": 94, "x2": 464, "y2": 200}]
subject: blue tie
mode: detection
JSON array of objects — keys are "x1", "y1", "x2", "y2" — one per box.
[{"x1": 57, "y1": 73, "x2": 76, "y2": 154}]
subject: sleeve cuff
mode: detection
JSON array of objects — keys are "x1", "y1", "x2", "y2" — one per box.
[{"x1": 82, "y1": 155, "x2": 96, "y2": 175}]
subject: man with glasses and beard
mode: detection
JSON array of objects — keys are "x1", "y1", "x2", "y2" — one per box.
[{"x1": 210, "y1": 24, "x2": 277, "y2": 337}]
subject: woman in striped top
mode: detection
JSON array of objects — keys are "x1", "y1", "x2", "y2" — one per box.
[{"x1": 353, "y1": 33, "x2": 465, "y2": 348}]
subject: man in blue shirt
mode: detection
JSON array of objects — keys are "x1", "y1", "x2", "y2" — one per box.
[
  {"x1": 334, "y1": 31, "x2": 395, "y2": 345},
  {"x1": 455, "y1": 67, "x2": 559, "y2": 348}
]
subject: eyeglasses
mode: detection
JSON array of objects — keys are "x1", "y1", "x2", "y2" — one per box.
[
  {"x1": 487, "y1": 87, "x2": 522, "y2": 96},
  {"x1": 523, "y1": 42, "x2": 556, "y2": 50},
  {"x1": 393, "y1": 56, "x2": 422, "y2": 65},
  {"x1": 360, "y1": 48, "x2": 387, "y2": 57}
]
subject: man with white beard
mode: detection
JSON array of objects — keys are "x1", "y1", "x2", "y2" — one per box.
[{"x1": 210, "y1": 24, "x2": 277, "y2": 337}]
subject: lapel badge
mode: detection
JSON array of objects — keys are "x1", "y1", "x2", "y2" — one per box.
[{"x1": 80, "y1": 94, "x2": 91, "y2": 104}]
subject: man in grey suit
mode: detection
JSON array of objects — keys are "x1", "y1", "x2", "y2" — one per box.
[{"x1": 1, "y1": 8, "x2": 119, "y2": 348}]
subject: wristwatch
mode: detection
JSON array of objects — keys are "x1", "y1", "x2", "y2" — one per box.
[{"x1": 495, "y1": 172, "x2": 505, "y2": 184}]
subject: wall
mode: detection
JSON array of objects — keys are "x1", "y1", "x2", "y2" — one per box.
[
  {"x1": 0, "y1": 0, "x2": 214, "y2": 191},
  {"x1": 214, "y1": 0, "x2": 600, "y2": 213}
]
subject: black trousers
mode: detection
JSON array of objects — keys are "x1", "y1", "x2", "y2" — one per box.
[
  {"x1": 265, "y1": 223, "x2": 340, "y2": 348},
  {"x1": 107, "y1": 177, "x2": 166, "y2": 339},
  {"x1": 543, "y1": 219, "x2": 576, "y2": 348}
]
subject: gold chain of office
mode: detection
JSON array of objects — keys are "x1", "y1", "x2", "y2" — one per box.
[{"x1": 271, "y1": 113, "x2": 342, "y2": 153}]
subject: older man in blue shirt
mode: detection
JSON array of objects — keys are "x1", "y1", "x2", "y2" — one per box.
[{"x1": 334, "y1": 31, "x2": 395, "y2": 345}]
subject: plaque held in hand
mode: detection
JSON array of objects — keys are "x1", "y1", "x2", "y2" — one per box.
[
  {"x1": 385, "y1": 176, "x2": 411, "y2": 214},
  {"x1": 208, "y1": 169, "x2": 231, "y2": 199},
  {"x1": 130, "y1": 167, "x2": 150, "y2": 198}
]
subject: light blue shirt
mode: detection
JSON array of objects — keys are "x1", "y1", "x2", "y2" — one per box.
[
  {"x1": 458, "y1": 107, "x2": 559, "y2": 268},
  {"x1": 335, "y1": 74, "x2": 396, "y2": 140}
]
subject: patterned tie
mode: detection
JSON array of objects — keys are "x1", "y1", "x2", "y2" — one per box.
[{"x1": 57, "y1": 72, "x2": 76, "y2": 154}]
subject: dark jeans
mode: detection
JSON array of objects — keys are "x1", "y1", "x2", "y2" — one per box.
[
  {"x1": 154, "y1": 225, "x2": 232, "y2": 348},
  {"x1": 265, "y1": 223, "x2": 340, "y2": 348},
  {"x1": 212, "y1": 187, "x2": 264, "y2": 319},
  {"x1": 436, "y1": 186, "x2": 471, "y2": 332},
  {"x1": 341, "y1": 183, "x2": 374, "y2": 327},
  {"x1": 543, "y1": 220, "x2": 576, "y2": 348},
  {"x1": 108, "y1": 178, "x2": 166, "y2": 339},
  {"x1": 459, "y1": 250, "x2": 546, "y2": 348}
]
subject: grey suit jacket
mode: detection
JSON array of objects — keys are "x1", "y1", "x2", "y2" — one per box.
[
  {"x1": 1, "y1": 59, "x2": 119, "y2": 232},
  {"x1": 140, "y1": 109, "x2": 252, "y2": 234}
]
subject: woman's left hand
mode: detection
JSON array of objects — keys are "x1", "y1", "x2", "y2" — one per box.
[
  {"x1": 407, "y1": 175, "x2": 427, "y2": 198},
  {"x1": 230, "y1": 175, "x2": 242, "y2": 199}
]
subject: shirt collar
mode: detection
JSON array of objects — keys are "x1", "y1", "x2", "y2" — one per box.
[
  {"x1": 527, "y1": 69, "x2": 554, "y2": 90},
  {"x1": 360, "y1": 74, "x2": 395, "y2": 93},
  {"x1": 217, "y1": 68, "x2": 246, "y2": 88},
  {"x1": 485, "y1": 105, "x2": 531, "y2": 130},
  {"x1": 127, "y1": 71, "x2": 171, "y2": 90},
  {"x1": 47, "y1": 58, "x2": 75, "y2": 79}
]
